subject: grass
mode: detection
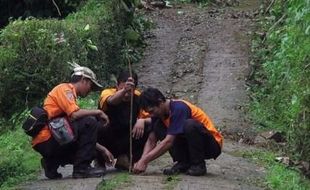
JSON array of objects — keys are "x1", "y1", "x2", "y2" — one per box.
[
  {"x1": 239, "y1": 150, "x2": 310, "y2": 190},
  {"x1": 249, "y1": 0, "x2": 310, "y2": 161},
  {"x1": 0, "y1": 128, "x2": 41, "y2": 190},
  {"x1": 163, "y1": 175, "x2": 181, "y2": 190},
  {"x1": 96, "y1": 173, "x2": 131, "y2": 190}
]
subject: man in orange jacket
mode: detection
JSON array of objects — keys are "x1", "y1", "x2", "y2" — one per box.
[{"x1": 32, "y1": 65, "x2": 109, "y2": 179}]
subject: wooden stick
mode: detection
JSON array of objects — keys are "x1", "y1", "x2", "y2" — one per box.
[{"x1": 126, "y1": 41, "x2": 134, "y2": 173}]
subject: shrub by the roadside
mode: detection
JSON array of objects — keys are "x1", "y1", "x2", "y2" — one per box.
[
  {"x1": 250, "y1": 0, "x2": 310, "y2": 161},
  {"x1": 0, "y1": 19, "x2": 85, "y2": 118},
  {"x1": 0, "y1": 0, "x2": 87, "y2": 28},
  {"x1": 0, "y1": 126, "x2": 40, "y2": 189},
  {"x1": 0, "y1": 0, "x2": 147, "y2": 118}
]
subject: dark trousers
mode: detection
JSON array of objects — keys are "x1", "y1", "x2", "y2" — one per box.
[
  {"x1": 97, "y1": 123, "x2": 151, "y2": 164},
  {"x1": 33, "y1": 116, "x2": 99, "y2": 170},
  {"x1": 153, "y1": 119, "x2": 221, "y2": 165}
]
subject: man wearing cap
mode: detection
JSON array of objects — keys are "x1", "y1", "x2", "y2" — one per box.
[
  {"x1": 97, "y1": 70, "x2": 151, "y2": 170},
  {"x1": 32, "y1": 65, "x2": 109, "y2": 179}
]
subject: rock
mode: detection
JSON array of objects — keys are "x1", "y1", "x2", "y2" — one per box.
[
  {"x1": 298, "y1": 161, "x2": 310, "y2": 173},
  {"x1": 254, "y1": 135, "x2": 268, "y2": 145},
  {"x1": 260, "y1": 130, "x2": 284, "y2": 142},
  {"x1": 150, "y1": 1, "x2": 166, "y2": 8},
  {"x1": 275, "y1": 156, "x2": 291, "y2": 166}
]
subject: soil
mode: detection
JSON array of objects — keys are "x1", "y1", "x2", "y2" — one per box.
[{"x1": 20, "y1": 1, "x2": 266, "y2": 189}]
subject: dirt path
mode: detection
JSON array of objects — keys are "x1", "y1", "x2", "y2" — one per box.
[
  {"x1": 131, "y1": 1, "x2": 265, "y2": 189},
  {"x1": 21, "y1": 1, "x2": 266, "y2": 189}
]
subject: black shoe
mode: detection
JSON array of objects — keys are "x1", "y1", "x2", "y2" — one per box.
[
  {"x1": 72, "y1": 166, "x2": 105, "y2": 178},
  {"x1": 41, "y1": 158, "x2": 62, "y2": 179},
  {"x1": 186, "y1": 162, "x2": 207, "y2": 176},
  {"x1": 163, "y1": 162, "x2": 190, "y2": 175}
]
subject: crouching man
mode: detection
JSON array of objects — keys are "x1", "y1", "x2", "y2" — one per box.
[
  {"x1": 32, "y1": 65, "x2": 109, "y2": 179},
  {"x1": 133, "y1": 87, "x2": 223, "y2": 176},
  {"x1": 97, "y1": 71, "x2": 151, "y2": 170}
]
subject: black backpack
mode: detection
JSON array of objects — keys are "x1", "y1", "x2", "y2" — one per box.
[{"x1": 22, "y1": 106, "x2": 48, "y2": 137}]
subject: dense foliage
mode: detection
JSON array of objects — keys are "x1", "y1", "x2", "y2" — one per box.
[
  {"x1": 0, "y1": 127, "x2": 40, "y2": 189},
  {"x1": 0, "y1": 0, "x2": 149, "y2": 119},
  {"x1": 250, "y1": 0, "x2": 310, "y2": 161},
  {"x1": 0, "y1": 0, "x2": 149, "y2": 187},
  {"x1": 0, "y1": 0, "x2": 87, "y2": 28},
  {"x1": 242, "y1": 150, "x2": 310, "y2": 189}
]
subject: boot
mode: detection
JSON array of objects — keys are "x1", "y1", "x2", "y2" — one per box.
[
  {"x1": 163, "y1": 162, "x2": 190, "y2": 175},
  {"x1": 186, "y1": 162, "x2": 207, "y2": 176},
  {"x1": 72, "y1": 165, "x2": 105, "y2": 178},
  {"x1": 41, "y1": 158, "x2": 62, "y2": 179}
]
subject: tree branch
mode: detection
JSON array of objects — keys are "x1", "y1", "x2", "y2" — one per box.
[{"x1": 51, "y1": 0, "x2": 61, "y2": 16}]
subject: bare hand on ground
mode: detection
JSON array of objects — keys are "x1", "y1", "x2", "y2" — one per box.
[
  {"x1": 133, "y1": 159, "x2": 147, "y2": 174},
  {"x1": 97, "y1": 143, "x2": 115, "y2": 166},
  {"x1": 102, "y1": 148, "x2": 115, "y2": 166}
]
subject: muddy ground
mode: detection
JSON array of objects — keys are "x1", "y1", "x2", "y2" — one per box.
[{"x1": 21, "y1": 0, "x2": 266, "y2": 189}]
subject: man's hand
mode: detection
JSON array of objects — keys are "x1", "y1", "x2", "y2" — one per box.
[
  {"x1": 123, "y1": 77, "x2": 135, "y2": 93},
  {"x1": 102, "y1": 148, "x2": 115, "y2": 167},
  {"x1": 132, "y1": 119, "x2": 145, "y2": 139},
  {"x1": 133, "y1": 159, "x2": 148, "y2": 174},
  {"x1": 98, "y1": 110, "x2": 109, "y2": 127},
  {"x1": 96, "y1": 143, "x2": 115, "y2": 166}
]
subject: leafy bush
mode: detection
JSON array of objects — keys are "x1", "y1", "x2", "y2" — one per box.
[
  {"x1": 242, "y1": 150, "x2": 310, "y2": 190},
  {"x1": 250, "y1": 0, "x2": 310, "y2": 161},
  {"x1": 0, "y1": 127, "x2": 40, "y2": 189},
  {"x1": 0, "y1": 0, "x2": 87, "y2": 28},
  {"x1": 0, "y1": 0, "x2": 149, "y2": 188},
  {"x1": 0, "y1": 19, "x2": 83, "y2": 118},
  {"x1": 0, "y1": 0, "x2": 149, "y2": 118}
]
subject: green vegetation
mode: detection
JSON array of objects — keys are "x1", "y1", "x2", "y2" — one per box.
[
  {"x1": 0, "y1": 0, "x2": 150, "y2": 188},
  {"x1": 0, "y1": 0, "x2": 151, "y2": 119},
  {"x1": 0, "y1": 0, "x2": 87, "y2": 28},
  {"x1": 249, "y1": 0, "x2": 310, "y2": 161},
  {"x1": 96, "y1": 173, "x2": 131, "y2": 190},
  {"x1": 172, "y1": 0, "x2": 210, "y2": 3},
  {"x1": 241, "y1": 150, "x2": 310, "y2": 190},
  {"x1": 0, "y1": 127, "x2": 41, "y2": 189},
  {"x1": 164, "y1": 175, "x2": 181, "y2": 190}
]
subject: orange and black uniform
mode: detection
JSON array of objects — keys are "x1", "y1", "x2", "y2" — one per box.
[
  {"x1": 153, "y1": 100, "x2": 223, "y2": 164},
  {"x1": 33, "y1": 83, "x2": 101, "y2": 170},
  {"x1": 97, "y1": 88, "x2": 150, "y2": 163}
]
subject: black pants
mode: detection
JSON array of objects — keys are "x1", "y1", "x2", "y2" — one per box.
[
  {"x1": 97, "y1": 123, "x2": 151, "y2": 164},
  {"x1": 153, "y1": 119, "x2": 221, "y2": 165},
  {"x1": 33, "y1": 116, "x2": 99, "y2": 170}
]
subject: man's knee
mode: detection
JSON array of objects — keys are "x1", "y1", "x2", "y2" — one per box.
[
  {"x1": 72, "y1": 116, "x2": 99, "y2": 136},
  {"x1": 79, "y1": 116, "x2": 100, "y2": 128},
  {"x1": 183, "y1": 119, "x2": 198, "y2": 133},
  {"x1": 84, "y1": 116, "x2": 98, "y2": 125}
]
